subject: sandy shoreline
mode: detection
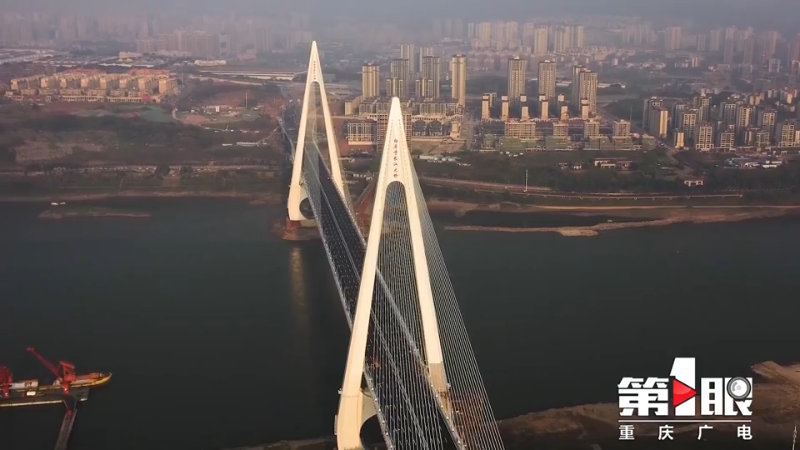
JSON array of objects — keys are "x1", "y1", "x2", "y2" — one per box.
[
  {"x1": 427, "y1": 199, "x2": 800, "y2": 236},
  {"x1": 5, "y1": 193, "x2": 799, "y2": 235}
]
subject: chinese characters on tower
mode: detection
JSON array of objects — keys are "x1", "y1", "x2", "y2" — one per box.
[
  {"x1": 392, "y1": 139, "x2": 398, "y2": 178},
  {"x1": 617, "y1": 357, "x2": 754, "y2": 441}
]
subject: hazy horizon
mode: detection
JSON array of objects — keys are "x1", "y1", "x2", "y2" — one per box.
[{"x1": 2, "y1": 0, "x2": 799, "y2": 30}]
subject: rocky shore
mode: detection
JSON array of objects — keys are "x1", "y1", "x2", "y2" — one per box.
[{"x1": 225, "y1": 361, "x2": 799, "y2": 449}]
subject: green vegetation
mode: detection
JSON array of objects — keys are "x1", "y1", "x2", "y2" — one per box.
[
  {"x1": 424, "y1": 183, "x2": 800, "y2": 206},
  {"x1": 417, "y1": 150, "x2": 681, "y2": 193},
  {"x1": 0, "y1": 110, "x2": 284, "y2": 167},
  {"x1": 415, "y1": 148, "x2": 800, "y2": 199},
  {"x1": 605, "y1": 99, "x2": 644, "y2": 126},
  {"x1": 680, "y1": 153, "x2": 800, "y2": 191}
]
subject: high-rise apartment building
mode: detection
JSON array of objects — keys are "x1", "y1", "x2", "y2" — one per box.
[
  {"x1": 533, "y1": 27, "x2": 548, "y2": 55},
  {"x1": 400, "y1": 44, "x2": 415, "y2": 74},
  {"x1": 723, "y1": 37, "x2": 735, "y2": 64},
  {"x1": 777, "y1": 121, "x2": 796, "y2": 146},
  {"x1": 417, "y1": 46, "x2": 434, "y2": 73},
  {"x1": 522, "y1": 23, "x2": 537, "y2": 47},
  {"x1": 788, "y1": 37, "x2": 800, "y2": 66},
  {"x1": 613, "y1": 120, "x2": 631, "y2": 138},
  {"x1": 694, "y1": 123, "x2": 714, "y2": 151},
  {"x1": 573, "y1": 68, "x2": 597, "y2": 114},
  {"x1": 757, "y1": 31, "x2": 778, "y2": 64},
  {"x1": 720, "y1": 102, "x2": 738, "y2": 124},
  {"x1": 709, "y1": 29, "x2": 723, "y2": 52},
  {"x1": 572, "y1": 26, "x2": 584, "y2": 49},
  {"x1": 692, "y1": 95, "x2": 711, "y2": 123},
  {"x1": 386, "y1": 58, "x2": 410, "y2": 99},
  {"x1": 649, "y1": 107, "x2": 669, "y2": 138},
  {"x1": 679, "y1": 110, "x2": 698, "y2": 138},
  {"x1": 507, "y1": 56, "x2": 527, "y2": 103},
  {"x1": 757, "y1": 108, "x2": 777, "y2": 137},
  {"x1": 537, "y1": 60, "x2": 556, "y2": 100},
  {"x1": 450, "y1": 54, "x2": 467, "y2": 107},
  {"x1": 417, "y1": 55, "x2": 441, "y2": 98},
  {"x1": 361, "y1": 63, "x2": 380, "y2": 99},
  {"x1": 697, "y1": 35, "x2": 707, "y2": 52},
  {"x1": 571, "y1": 65, "x2": 585, "y2": 110},
  {"x1": 553, "y1": 28, "x2": 568, "y2": 53},
  {"x1": 718, "y1": 130, "x2": 736, "y2": 150},
  {"x1": 735, "y1": 104, "x2": 754, "y2": 133},
  {"x1": 734, "y1": 28, "x2": 752, "y2": 52},
  {"x1": 742, "y1": 36, "x2": 756, "y2": 65},
  {"x1": 643, "y1": 97, "x2": 663, "y2": 131},
  {"x1": 664, "y1": 27, "x2": 681, "y2": 51}
]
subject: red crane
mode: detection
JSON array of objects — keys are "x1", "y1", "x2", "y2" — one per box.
[
  {"x1": 0, "y1": 366, "x2": 11, "y2": 398},
  {"x1": 26, "y1": 348, "x2": 76, "y2": 394}
]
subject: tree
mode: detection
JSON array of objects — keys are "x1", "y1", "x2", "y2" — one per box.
[{"x1": 155, "y1": 163, "x2": 171, "y2": 177}]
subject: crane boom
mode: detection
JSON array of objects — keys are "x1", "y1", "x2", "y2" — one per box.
[
  {"x1": 26, "y1": 347, "x2": 76, "y2": 393},
  {"x1": 26, "y1": 347, "x2": 59, "y2": 377}
]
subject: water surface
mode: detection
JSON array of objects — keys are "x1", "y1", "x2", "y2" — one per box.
[{"x1": 1, "y1": 199, "x2": 799, "y2": 449}]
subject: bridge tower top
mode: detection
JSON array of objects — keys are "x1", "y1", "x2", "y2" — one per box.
[
  {"x1": 306, "y1": 41, "x2": 324, "y2": 85},
  {"x1": 287, "y1": 40, "x2": 351, "y2": 222}
]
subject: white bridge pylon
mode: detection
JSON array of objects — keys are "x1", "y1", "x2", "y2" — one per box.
[
  {"x1": 335, "y1": 97, "x2": 451, "y2": 450},
  {"x1": 287, "y1": 41, "x2": 347, "y2": 222}
]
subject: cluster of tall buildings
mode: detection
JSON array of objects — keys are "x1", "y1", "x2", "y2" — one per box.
[
  {"x1": 696, "y1": 27, "x2": 790, "y2": 67},
  {"x1": 478, "y1": 92, "x2": 636, "y2": 151},
  {"x1": 362, "y1": 46, "x2": 467, "y2": 108},
  {"x1": 624, "y1": 23, "x2": 800, "y2": 71},
  {"x1": 467, "y1": 21, "x2": 584, "y2": 54},
  {"x1": 477, "y1": 60, "x2": 597, "y2": 122},
  {"x1": 472, "y1": 60, "x2": 616, "y2": 151},
  {"x1": 643, "y1": 94, "x2": 800, "y2": 150},
  {"x1": 135, "y1": 31, "x2": 234, "y2": 59},
  {"x1": 0, "y1": 11, "x2": 315, "y2": 56}
]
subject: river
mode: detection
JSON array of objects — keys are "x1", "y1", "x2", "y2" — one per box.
[{"x1": 1, "y1": 198, "x2": 799, "y2": 450}]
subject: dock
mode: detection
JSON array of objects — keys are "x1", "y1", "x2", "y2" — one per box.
[
  {"x1": 54, "y1": 395, "x2": 79, "y2": 450},
  {"x1": 0, "y1": 387, "x2": 90, "y2": 450},
  {"x1": 1, "y1": 348, "x2": 110, "y2": 450}
]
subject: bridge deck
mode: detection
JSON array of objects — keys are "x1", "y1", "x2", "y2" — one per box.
[{"x1": 283, "y1": 117, "x2": 462, "y2": 449}]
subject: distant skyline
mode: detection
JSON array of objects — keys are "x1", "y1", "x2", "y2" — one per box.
[{"x1": 1, "y1": 0, "x2": 799, "y2": 34}]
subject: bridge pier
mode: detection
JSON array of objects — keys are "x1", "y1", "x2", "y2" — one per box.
[{"x1": 334, "y1": 387, "x2": 377, "y2": 450}]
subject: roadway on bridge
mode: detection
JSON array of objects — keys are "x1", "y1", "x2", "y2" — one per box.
[{"x1": 303, "y1": 146, "x2": 460, "y2": 449}]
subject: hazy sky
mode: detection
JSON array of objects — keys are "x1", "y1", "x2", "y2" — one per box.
[{"x1": 3, "y1": 0, "x2": 799, "y2": 31}]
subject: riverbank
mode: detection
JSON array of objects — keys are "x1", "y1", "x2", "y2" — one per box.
[
  {"x1": 497, "y1": 360, "x2": 800, "y2": 445},
  {"x1": 429, "y1": 200, "x2": 800, "y2": 236},
  {"x1": 39, "y1": 206, "x2": 152, "y2": 219},
  {"x1": 230, "y1": 361, "x2": 797, "y2": 449},
  {"x1": 0, "y1": 190, "x2": 283, "y2": 204}
]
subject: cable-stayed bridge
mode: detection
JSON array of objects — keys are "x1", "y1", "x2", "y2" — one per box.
[{"x1": 280, "y1": 41, "x2": 504, "y2": 450}]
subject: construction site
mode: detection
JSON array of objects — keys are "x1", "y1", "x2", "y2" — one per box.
[{"x1": 0, "y1": 348, "x2": 111, "y2": 450}]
